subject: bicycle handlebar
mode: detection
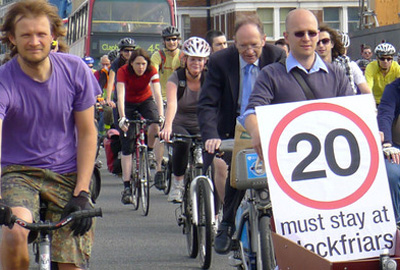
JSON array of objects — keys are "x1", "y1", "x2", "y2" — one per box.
[
  {"x1": 126, "y1": 119, "x2": 161, "y2": 125},
  {"x1": 11, "y1": 208, "x2": 102, "y2": 232},
  {"x1": 171, "y1": 133, "x2": 202, "y2": 141}
]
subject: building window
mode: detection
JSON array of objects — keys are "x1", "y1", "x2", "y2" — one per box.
[
  {"x1": 324, "y1": 7, "x2": 340, "y2": 29},
  {"x1": 348, "y1": 7, "x2": 359, "y2": 32},
  {"x1": 279, "y1": 8, "x2": 294, "y2": 36},
  {"x1": 257, "y1": 8, "x2": 273, "y2": 38},
  {"x1": 182, "y1": 15, "x2": 190, "y2": 40}
]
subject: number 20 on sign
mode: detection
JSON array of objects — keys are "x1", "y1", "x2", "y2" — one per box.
[{"x1": 256, "y1": 96, "x2": 380, "y2": 210}]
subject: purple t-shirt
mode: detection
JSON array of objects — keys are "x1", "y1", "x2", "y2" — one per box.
[{"x1": 0, "y1": 53, "x2": 101, "y2": 173}]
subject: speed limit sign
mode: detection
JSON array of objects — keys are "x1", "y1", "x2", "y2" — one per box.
[{"x1": 256, "y1": 94, "x2": 396, "y2": 262}]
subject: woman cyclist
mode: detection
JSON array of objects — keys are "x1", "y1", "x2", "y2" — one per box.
[
  {"x1": 117, "y1": 48, "x2": 164, "y2": 204},
  {"x1": 159, "y1": 37, "x2": 210, "y2": 203}
]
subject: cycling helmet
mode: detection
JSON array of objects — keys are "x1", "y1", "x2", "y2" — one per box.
[
  {"x1": 182, "y1": 37, "x2": 210, "y2": 58},
  {"x1": 162, "y1": 26, "x2": 180, "y2": 38},
  {"x1": 82, "y1": 56, "x2": 94, "y2": 65},
  {"x1": 108, "y1": 49, "x2": 118, "y2": 62},
  {"x1": 338, "y1": 31, "x2": 350, "y2": 48},
  {"x1": 118, "y1": 37, "x2": 136, "y2": 50},
  {"x1": 374, "y1": 43, "x2": 396, "y2": 57},
  {"x1": 357, "y1": 59, "x2": 370, "y2": 69}
]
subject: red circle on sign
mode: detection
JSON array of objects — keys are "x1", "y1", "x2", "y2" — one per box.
[{"x1": 268, "y1": 102, "x2": 379, "y2": 210}]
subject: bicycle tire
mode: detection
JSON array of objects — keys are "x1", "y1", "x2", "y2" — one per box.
[
  {"x1": 89, "y1": 168, "x2": 101, "y2": 203},
  {"x1": 259, "y1": 215, "x2": 276, "y2": 270},
  {"x1": 196, "y1": 178, "x2": 213, "y2": 269},
  {"x1": 131, "y1": 156, "x2": 140, "y2": 210},
  {"x1": 139, "y1": 148, "x2": 150, "y2": 216},
  {"x1": 183, "y1": 173, "x2": 198, "y2": 258},
  {"x1": 163, "y1": 158, "x2": 172, "y2": 195}
]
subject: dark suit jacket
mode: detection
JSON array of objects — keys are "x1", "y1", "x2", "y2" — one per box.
[{"x1": 198, "y1": 43, "x2": 286, "y2": 141}]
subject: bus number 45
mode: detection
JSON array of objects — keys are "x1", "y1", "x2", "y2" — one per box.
[{"x1": 288, "y1": 128, "x2": 360, "y2": 181}]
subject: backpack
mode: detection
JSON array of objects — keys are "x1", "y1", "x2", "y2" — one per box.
[
  {"x1": 104, "y1": 129, "x2": 122, "y2": 175},
  {"x1": 175, "y1": 67, "x2": 206, "y2": 100},
  {"x1": 158, "y1": 49, "x2": 185, "y2": 74}
]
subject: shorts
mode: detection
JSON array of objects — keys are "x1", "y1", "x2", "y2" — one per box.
[
  {"x1": 1, "y1": 165, "x2": 95, "y2": 269},
  {"x1": 121, "y1": 97, "x2": 159, "y2": 155}
]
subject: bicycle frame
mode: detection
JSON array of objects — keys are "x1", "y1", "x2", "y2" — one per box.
[
  {"x1": 233, "y1": 188, "x2": 272, "y2": 270},
  {"x1": 132, "y1": 119, "x2": 148, "y2": 177}
]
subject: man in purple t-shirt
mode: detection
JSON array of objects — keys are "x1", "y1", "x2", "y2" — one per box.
[{"x1": 0, "y1": 1, "x2": 101, "y2": 269}]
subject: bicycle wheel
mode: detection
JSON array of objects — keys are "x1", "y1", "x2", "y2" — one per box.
[
  {"x1": 259, "y1": 215, "x2": 276, "y2": 270},
  {"x1": 131, "y1": 156, "x2": 140, "y2": 210},
  {"x1": 139, "y1": 148, "x2": 150, "y2": 216},
  {"x1": 183, "y1": 174, "x2": 198, "y2": 258},
  {"x1": 196, "y1": 178, "x2": 213, "y2": 269},
  {"x1": 163, "y1": 158, "x2": 172, "y2": 195}
]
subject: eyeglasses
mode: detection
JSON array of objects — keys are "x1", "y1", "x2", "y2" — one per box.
[
  {"x1": 317, "y1": 38, "x2": 331, "y2": 46},
  {"x1": 293, "y1": 30, "x2": 318, "y2": 38},
  {"x1": 237, "y1": 43, "x2": 263, "y2": 51},
  {"x1": 165, "y1": 37, "x2": 178, "y2": 42},
  {"x1": 378, "y1": 57, "x2": 393, "y2": 62},
  {"x1": 122, "y1": 49, "x2": 134, "y2": 53}
]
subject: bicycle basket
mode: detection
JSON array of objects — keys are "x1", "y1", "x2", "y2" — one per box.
[{"x1": 234, "y1": 149, "x2": 268, "y2": 190}]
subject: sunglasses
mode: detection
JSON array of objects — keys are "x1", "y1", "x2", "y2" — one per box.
[
  {"x1": 293, "y1": 30, "x2": 318, "y2": 38},
  {"x1": 317, "y1": 38, "x2": 331, "y2": 46},
  {"x1": 122, "y1": 49, "x2": 134, "y2": 53},
  {"x1": 165, "y1": 37, "x2": 178, "y2": 42},
  {"x1": 379, "y1": 57, "x2": 393, "y2": 62}
]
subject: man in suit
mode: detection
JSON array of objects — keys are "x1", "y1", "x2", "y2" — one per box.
[{"x1": 197, "y1": 14, "x2": 286, "y2": 256}]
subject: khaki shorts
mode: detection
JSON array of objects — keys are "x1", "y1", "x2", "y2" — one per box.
[{"x1": 1, "y1": 165, "x2": 95, "y2": 268}]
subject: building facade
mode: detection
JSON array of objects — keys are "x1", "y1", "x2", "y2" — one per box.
[{"x1": 177, "y1": 0, "x2": 367, "y2": 42}]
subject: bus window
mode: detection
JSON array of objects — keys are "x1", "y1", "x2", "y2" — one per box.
[{"x1": 92, "y1": 0, "x2": 171, "y2": 34}]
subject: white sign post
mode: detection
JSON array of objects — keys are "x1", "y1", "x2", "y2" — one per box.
[{"x1": 256, "y1": 94, "x2": 397, "y2": 262}]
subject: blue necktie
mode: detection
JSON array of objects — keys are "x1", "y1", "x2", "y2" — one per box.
[{"x1": 240, "y1": 64, "x2": 254, "y2": 116}]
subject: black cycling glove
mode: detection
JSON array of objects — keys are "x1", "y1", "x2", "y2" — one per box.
[
  {"x1": 0, "y1": 201, "x2": 13, "y2": 229},
  {"x1": 62, "y1": 191, "x2": 93, "y2": 236}
]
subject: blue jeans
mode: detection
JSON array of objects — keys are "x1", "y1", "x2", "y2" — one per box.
[{"x1": 385, "y1": 159, "x2": 400, "y2": 223}]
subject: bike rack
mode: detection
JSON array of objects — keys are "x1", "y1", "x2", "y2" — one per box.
[{"x1": 272, "y1": 231, "x2": 400, "y2": 270}]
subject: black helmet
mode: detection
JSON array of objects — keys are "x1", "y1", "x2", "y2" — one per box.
[
  {"x1": 107, "y1": 49, "x2": 119, "y2": 62},
  {"x1": 162, "y1": 26, "x2": 180, "y2": 38},
  {"x1": 118, "y1": 37, "x2": 136, "y2": 50}
]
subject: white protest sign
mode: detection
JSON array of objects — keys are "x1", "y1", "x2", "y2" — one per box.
[{"x1": 255, "y1": 94, "x2": 397, "y2": 262}]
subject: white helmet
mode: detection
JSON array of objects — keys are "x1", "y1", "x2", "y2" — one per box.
[
  {"x1": 182, "y1": 37, "x2": 211, "y2": 58},
  {"x1": 339, "y1": 31, "x2": 350, "y2": 48},
  {"x1": 375, "y1": 43, "x2": 396, "y2": 57}
]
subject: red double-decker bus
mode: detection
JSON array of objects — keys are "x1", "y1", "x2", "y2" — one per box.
[{"x1": 66, "y1": 0, "x2": 176, "y2": 61}]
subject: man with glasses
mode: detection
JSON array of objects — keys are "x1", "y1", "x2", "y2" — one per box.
[
  {"x1": 365, "y1": 43, "x2": 400, "y2": 105},
  {"x1": 105, "y1": 37, "x2": 136, "y2": 108},
  {"x1": 245, "y1": 9, "x2": 352, "y2": 158},
  {"x1": 356, "y1": 45, "x2": 373, "y2": 65},
  {"x1": 151, "y1": 26, "x2": 183, "y2": 189},
  {"x1": 198, "y1": 14, "x2": 286, "y2": 257},
  {"x1": 105, "y1": 37, "x2": 135, "y2": 130},
  {"x1": 243, "y1": 11, "x2": 352, "y2": 268}
]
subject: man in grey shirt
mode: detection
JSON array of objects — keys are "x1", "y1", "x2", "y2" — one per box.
[{"x1": 245, "y1": 9, "x2": 353, "y2": 157}]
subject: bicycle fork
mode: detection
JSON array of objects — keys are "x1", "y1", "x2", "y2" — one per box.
[{"x1": 229, "y1": 200, "x2": 261, "y2": 270}]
